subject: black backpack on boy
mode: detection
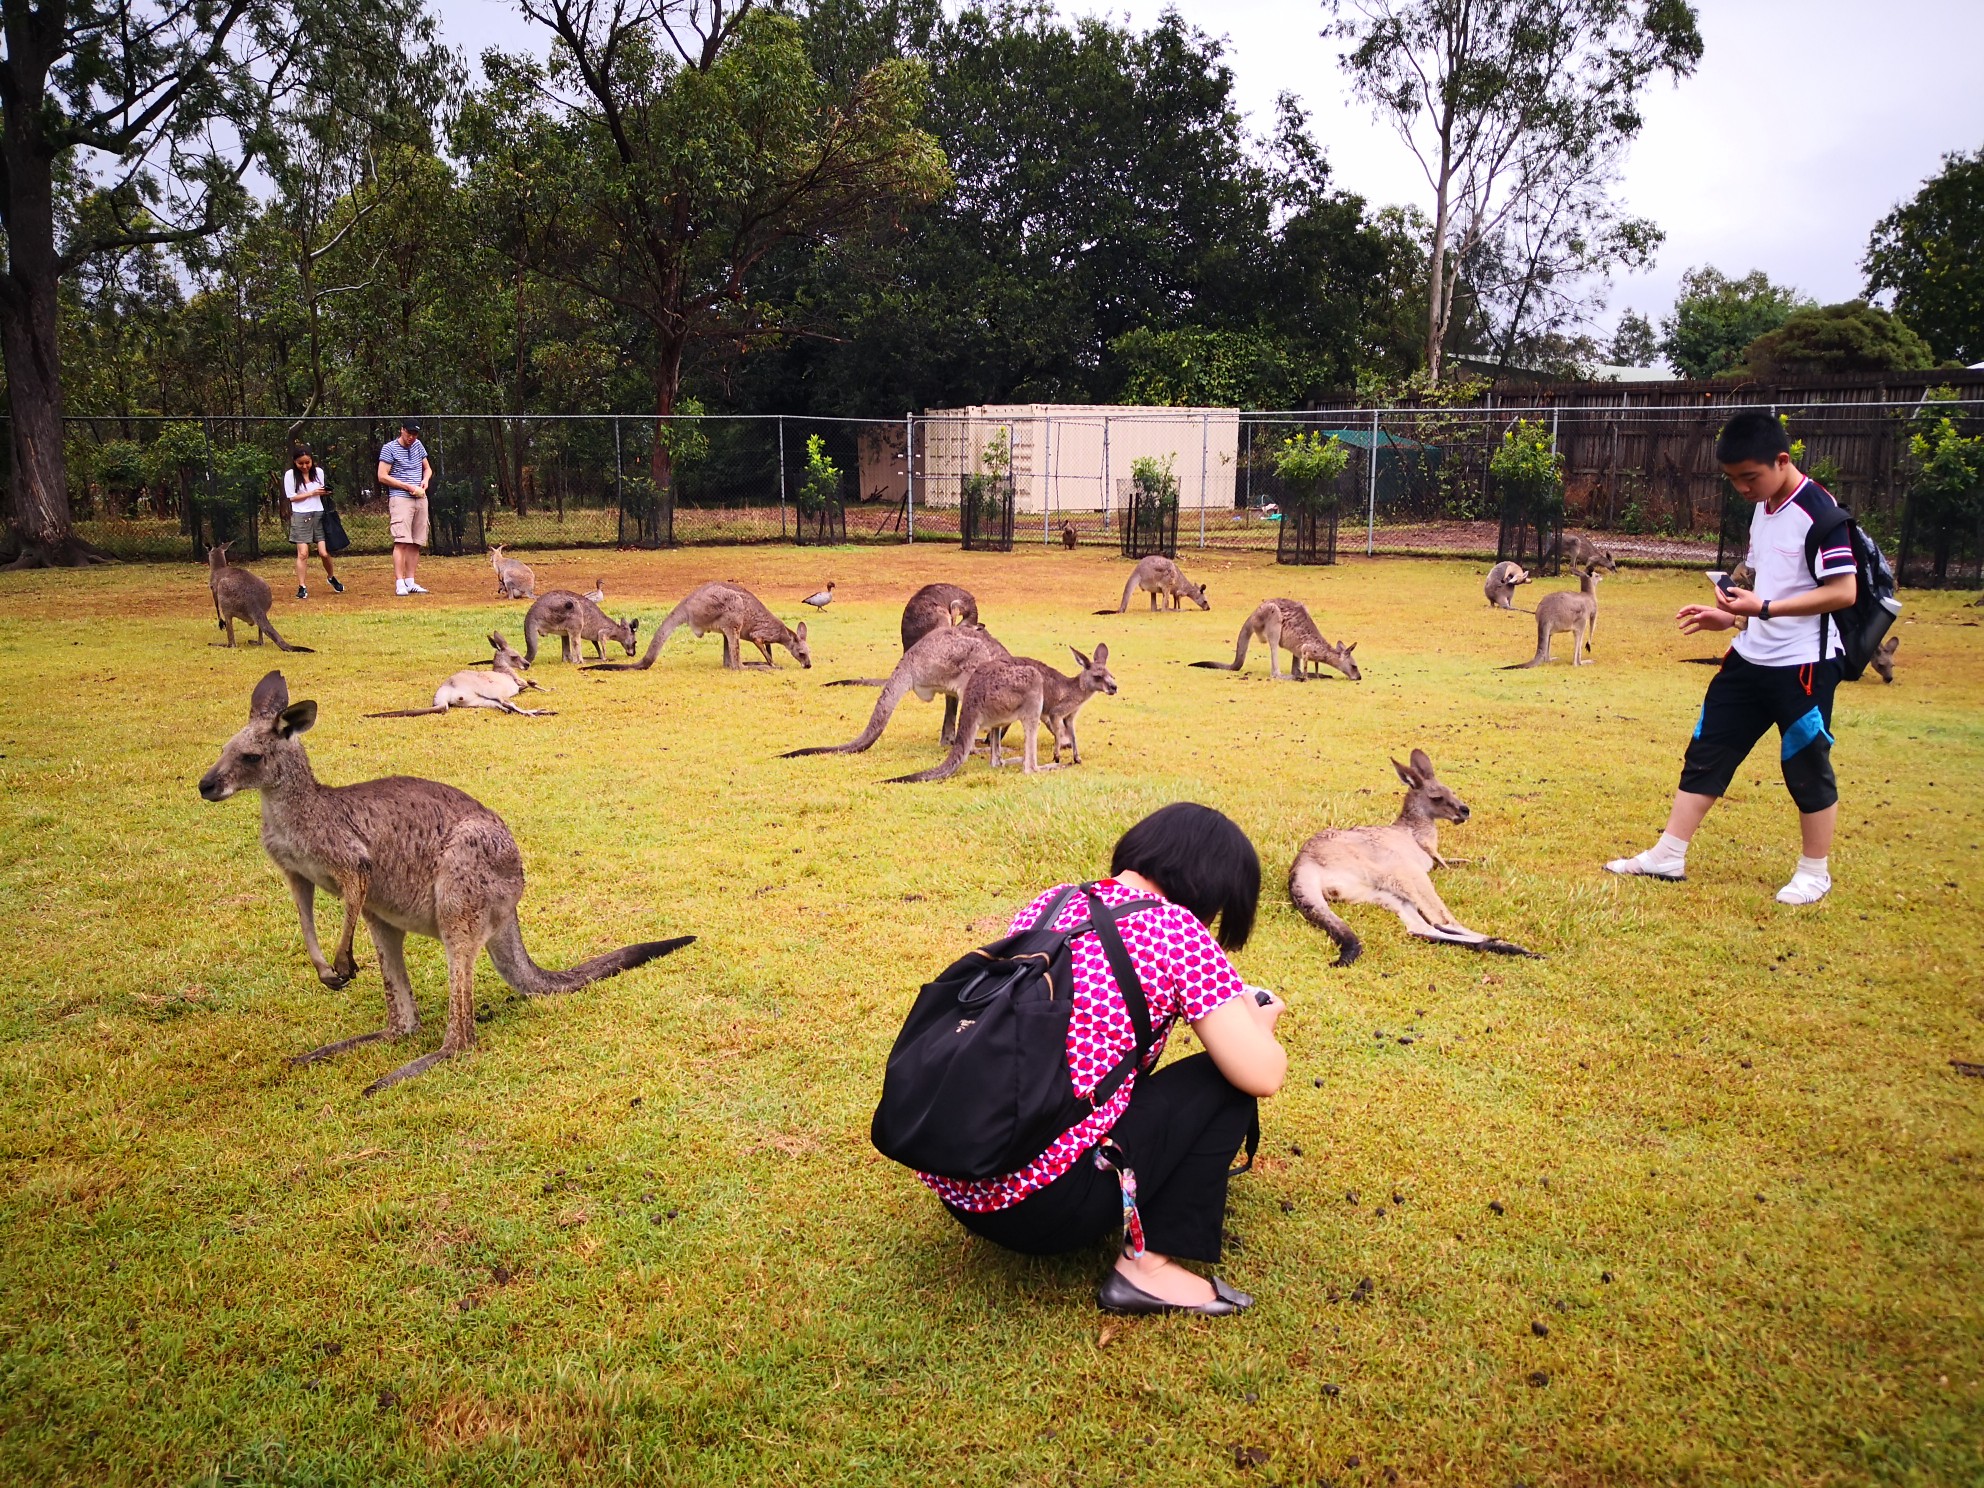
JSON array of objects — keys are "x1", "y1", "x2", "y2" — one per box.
[
  {"x1": 1803, "y1": 505, "x2": 1900, "y2": 681},
  {"x1": 871, "y1": 884, "x2": 1160, "y2": 1182}
]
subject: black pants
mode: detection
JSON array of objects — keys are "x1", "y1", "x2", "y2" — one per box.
[
  {"x1": 948, "y1": 1053, "x2": 1257, "y2": 1263},
  {"x1": 1679, "y1": 651, "x2": 1841, "y2": 813}
]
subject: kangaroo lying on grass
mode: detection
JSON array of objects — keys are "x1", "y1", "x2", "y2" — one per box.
[
  {"x1": 1192, "y1": 599, "x2": 1359, "y2": 681},
  {"x1": 1097, "y1": 554, "x2": 1210, "y2": 614},
  {"x1": 367, "y1": 632, "x2": 554, "y2": 718},
  {"x1": 1505, "y1": 566, "x2": 1603, "y2": 668},
  {"x1": 1288, "y1": 749, "x2": 1530, "y2": 966},
  {"x1": 523, "y1": 590, "x2": 639, "y2": 665},
  {"x1": 785, "y1": 617, "x2": 1009, "y2": 756},
  {"x1": 208, "y1": 542, "x2": 312, "y2": 652},
  {"x1": 1484, "y1": 561, "x2": 1531, "y2": 609},
  {"x1": 489, "y1": 546, "x2": 536, "y2": 599},
  {"x1": 199, "y1": 672, "x2": 692, "y2": 1093},
  {"x1": 888, "y1": 660, "x2": 1045, "y2": 782},
  {"x1": 595, "y1": 582, "x2": 809, "y2": 671}
]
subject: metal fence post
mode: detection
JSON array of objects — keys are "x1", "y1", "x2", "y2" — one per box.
[
  {"x1": 1367, "y1": 406, "x2": 1379, "y2": 555},
  {"x1": 1102, "y1": 417, "x2": 1111, "y2": 524},
  {"x1": 904, "y1": 413, "x2": 915, "y2": 543},
  {"x1": 613, "y1": 417, "x2": 624, "y2": 545},
  {"x1": 778, "y1": 416, "x2": 788, "y2": 539}
]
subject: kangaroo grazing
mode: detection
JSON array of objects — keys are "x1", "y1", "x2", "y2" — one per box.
[
  {"x1": 1288, "y1": 749, "x2": 1530, "y2": 966},
  {"x1": 596, "y1": 581, "x2": 809, "y2": 671},
  {"x1": 1505, "y1": 566, "x2": 1603, "y2": 668},
  {"x1": 785, "y1": 618, "x2": 1009, "y2": 757},
  {"x1": 1866, "y1": 633, "x2": 1899, "y2": 683},
  {"x1": 522, "y1": 590, "x2": 639, "y2": 666},
  {"x1": 489, "y1": 545, "x2": 536, "y2": 599},
  {"x1": 887, "y1": 661, "x2": 1045, "y2": 783},
  {"x1": 1097, "y1": 554, "x2": 1210, "y2": 615},
  {"x1": 207, "y1": 542, "x2": 312, "y2": 652},
  {"x1": 1061, "y1": 522, "x2": 1079, "y2": 550},
  {"x1": 367, "y1": 632, "x2": 555, "y2": 718},
  {"x1": 198, "y1": 672, "x2": 692, "y2": 1093},
  {"x1": 822, "y1": 581, "x2": 980, "y2": 705},
  {"x1": 1192, "y1": 599, "x2": 1359, "y2": 681},
  {"x1": 1484, "y1": 561, "x2": 1531, "y2": 609},
  {"x1": 1545, "y1": 532, "x2": 1618, "y2": 573}
]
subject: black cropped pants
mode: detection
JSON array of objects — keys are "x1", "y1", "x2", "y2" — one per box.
[
  {"x1": 948, "y1": 1052, "x2": 1257, "y2": 1263},
  {"x1": 1678, "y1": 650, "x2": 1841, "y2": 813}
]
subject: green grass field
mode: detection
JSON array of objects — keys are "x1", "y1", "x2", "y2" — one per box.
[{"x1": 1, "y1": 545, "x2": 1979, "y2": 1487}]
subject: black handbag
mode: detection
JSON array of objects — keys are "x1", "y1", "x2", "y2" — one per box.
[
  {"x1": 320, "y1": 497, "x2": 351, "y2": 554},
  {"x1": 871, "y1": 884, "x2": 1160, "y2": 1181}
]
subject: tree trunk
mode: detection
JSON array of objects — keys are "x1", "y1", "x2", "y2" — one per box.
[
  {"x1": 648, "y1": 340, "x2": 685, "y2": 545},
  {"x1": 0, "y1": 126, "x2": 104, "y2": 566}
]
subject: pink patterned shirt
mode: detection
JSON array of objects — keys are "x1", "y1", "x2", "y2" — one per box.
[{"x1": 919, "y1": 878, "x2": 1245, "y2": 1213}]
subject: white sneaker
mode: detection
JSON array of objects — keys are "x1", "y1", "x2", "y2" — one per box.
[
  {"x1": 394, "y1": 579, "x2": 410, "y2": 596},
  {"x1": 1775, "y1": 870, "x2": 1831, "y2": 905},
  {"x1": 405, "y1": 580, "x2": 430, "y2": 594},
  {"x1": 1604, "y1": 849, "x2": 1686, "y2": 881}
]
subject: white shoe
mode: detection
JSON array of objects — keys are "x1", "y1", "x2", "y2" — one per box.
[
  {"x1": 405, "y1": 580, "x2": 430, "y2": 594},
  {"x1": 1775, "y1": 870, "x2": 1831, "y2": 905},
  {"x1": 394, "y1": 579, "x2": 410, "y2": 596},
  {"x1": 1605, "y1": 849, "x2": 1686, "y2": 881}
]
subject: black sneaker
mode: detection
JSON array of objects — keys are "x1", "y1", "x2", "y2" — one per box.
[
  {"x1": 329, "y1": 575, "x2": 344, "y2": 594},
  {"x1": 296, "y1": 585, "x2": 308, "y2": 600}
]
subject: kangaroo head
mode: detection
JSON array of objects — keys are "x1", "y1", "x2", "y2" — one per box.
[
  {"x1": 1508, "y1": 564, "x2": 1531, "y2": 586},
  {"x1": 200, "y1": 671, "x2": 316, "y2": 802},
  {"x1": 1872, "y1": 633, "x2": 1899, "y2": 683},
  {"x1": 489, "y1": 631, "x2": 527, "y2": 673},
  {"x1": 208, "y1": 540, "x2": 233, "y2": 570},
  {"x1": 1325, "y1": 638, "x2": 1362, "y2": 681},
  {"x1": 1393, "y1": 747, "x2": 1468, "y2": 823},
  {"x1": 1071, "y1": 643, "x2": 1117, "y2": 696},
  {"x1": 790, "y1": 620, "x2": 812, "y2": 669},
  {"x1": 1591, "y1": 550, "x2": 1619, "y2": 573},
  {"x1": 1190, "y1": 582, "x2": 1209, "y2": 610},
  {"x1": 948, "y1": 599, "x2": 968, "y2": 626},
  {"x1": 616, "y1": 616, "x2": 640, "y2": 655},
  {"x1": 488, "y1": 544, "x2": 505, "y2": 565}
]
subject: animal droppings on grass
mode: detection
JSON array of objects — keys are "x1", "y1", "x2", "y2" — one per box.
[
  {"x1": 1398, "y1": 1036, "x2": 1414, "y2": 1045},
  {"x1": 375, "y1": 1388, "x2": 399, "y2": 1412},
  {"x1": 629, "y1": 1096, "x2": 643, "y2": 1107},
  {"x1": 1754, "y1": 1193, "x2": 1767, "y2": 1203},
  {"x1": 1290, "y1": 1144, "x2": 1303, "y2": 1156},
  {"x1": 1345, "y1": 1455, "x2": 1362, "y2": 1469},
  {"x1": 666, "y1": 1208, "x2": 679, "y2": 1219},
  {"x1": 1313, "y1": 1076, "x2": 1323, "y2": 1087},
  {"x1": 1231, "y1": 1443, "x2": 1270, "y2": 1468},
  {"x1": 1281, "y1": 1200, "x2": 1295, "y2": 1213},
  {"x1": 1321, "y1": 1383, "x2": 1341, "y2": 1398},
  {"x1": 490, "y1": 1264, "x2": 512, "y2": 1286},
  {"x1": 1392, "y1": 1191, "x2": 1404, "y2": 1204},
  {"x1": 1602, "y1": 1271, "x2": 1615, "y2": 1283},
  {"x1": 1489, "y1": 1200, "x2": 1506, "y2": 1215},
  {"x1": 1531, "y1": 1321, "x2": 1549, "y2": 1337},
  {"x1": 1346, "y1": 1191, "x2": 1359, "y2": 1204},
  {"x1": 1527, "y1": 1371, "x2": 1551, "y2": 1388},
  {"x1": 651, "y1": 1213, "x2": 665, "y2": 1225},
  {"x1": 1243, "y1": 1392, "x2": 1259, "y2": 1404}
]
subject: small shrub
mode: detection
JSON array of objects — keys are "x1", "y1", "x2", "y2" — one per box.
[
  {"x1": 797, "y1": 434, "x2": 841, "y2": 516},
  {"x1": 1273, "y1": 432, "x2": 1350, "y2": 509},
  {"x1": 1490, "y1": 419, "x2": 1565, "y2": 514}
]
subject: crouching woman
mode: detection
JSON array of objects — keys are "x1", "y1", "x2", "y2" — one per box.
[{"x1": 921, "y1": 803, "x2": 1286, "y2": 1316}]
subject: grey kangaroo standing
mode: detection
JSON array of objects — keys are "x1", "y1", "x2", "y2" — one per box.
[
  {"x1": 366, "y1": 632, "x2": 555, "y2": 717},
  {"x1": 887, "y1": 661, "x2": 1046, "y2": 783},
  {"x1": 999, "y1": 644, "x2": 1118, "y2": 765},
  {"x1": 523, "y1": 590, "x2": 640, "y2": 665},
  {"x1": 208, "y1": 542, "x2": 312, "y2": 652},
  {"x1": 1097, "y1": 554, "x2": 1210, "y2": 614},
  {"x1": 598, "y1": 582, "x2": 809, "y2": 671},
  {"x1": 1506, "y1": 566, "x2": 1603, "y2": 668},
  {"x1": 785, "y1": 617, "x2": 1009, "y2": 756},
  {"x1": 1192, "y1": 599, "x2": 1358, "y2": 681},
  {"x1": 1288, "y1": 749, "x2": 1530, "y2": 966},
  {"x1": 821, "y1": 584, "x2": 986, "y2": 743},
  {"x1": 198, "y1": 672, "x2": 692, "y2": 1093},
  {"x1": 489, "y1": 545, "x2": 536, "y2": 599},
  {"x1": 1484, "y1": 561, "x2": 1531, "y2": 609}
]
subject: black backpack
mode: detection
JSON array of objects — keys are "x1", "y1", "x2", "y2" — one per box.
[
  {"x1": 871, "y1": 884, "x2": 1161, "y2": 1181},
  {"x1": 1804, "y1": 506, "x2": 1901, "y2": 681}
]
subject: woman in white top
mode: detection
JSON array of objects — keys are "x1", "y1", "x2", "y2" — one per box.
[{"x1": 285, "y1": 447, "x2": 342, "y2": 599}]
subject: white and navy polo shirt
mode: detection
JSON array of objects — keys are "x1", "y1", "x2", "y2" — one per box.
[{"x1": 1732, "y1": 478, "x2": 1856, "y2": 668}]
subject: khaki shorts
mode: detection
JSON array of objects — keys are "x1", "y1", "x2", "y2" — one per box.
[
  {"x1": 288, "y1": 509, "x2": 327, "y2": 545},
  {"x1": 388, "y1": 494, "x2": 430, "y2": 547}
]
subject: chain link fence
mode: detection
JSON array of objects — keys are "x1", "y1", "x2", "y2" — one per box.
[{"x1": 40, "y1": 392, "x2": 1984, "y2": 584}]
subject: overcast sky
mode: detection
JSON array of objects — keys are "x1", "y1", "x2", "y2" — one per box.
[{"x1": 435, "y1": 0, "x2": 1984, "y2": 341}]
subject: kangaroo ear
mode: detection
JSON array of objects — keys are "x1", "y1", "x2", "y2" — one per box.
[
  {"x1": 488, "y1": 631, "x2": 504, "y2": 648},
  {"x1": 796, "y1": 621, "x2": 808, "y2": 641},
  {"x1": 250, "y1": 670, "x2": 289, "y2": 718},
  {"x1": 275, "y1": 700, "x2": 317, "y2": 738},
  {"x1": 1345, "y1": 641, "x2": 1357, "y2": 653},
  {"x1": 1391, "y1": 756, "x2": 1419, "y2": 787},
  {"x1": 1409, "y1": 747, "x2": 1435, "y2": 778},
  {"x1": 1092, "y1": 642, "x2": 1108, "y2": 665},
  {"x1": 1071, "y1": 646, "x2": 1091, "y2": 669}
]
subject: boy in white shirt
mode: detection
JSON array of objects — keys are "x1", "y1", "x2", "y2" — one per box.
[{"x1": 1606, "y1": 411, "x2": 1858, "y2": 905}]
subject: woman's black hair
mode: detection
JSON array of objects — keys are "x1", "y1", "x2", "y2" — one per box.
[
  {"x1": 291, "y1": 445, "x2": 315, "y2": 468},
  {"x1": 1110, "y1": 802, "x2": 1260, "y2": 950}
]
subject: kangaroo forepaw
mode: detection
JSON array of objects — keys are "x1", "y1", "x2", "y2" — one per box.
[
  {"x1": 319, "y1": 964, "x2": 358, "y2": 990},
  {"x1": 362, "y1": 1047, "x2": 458, "y2": 1096}
]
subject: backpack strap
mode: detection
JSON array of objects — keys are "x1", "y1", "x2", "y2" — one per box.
[
  {"x1": 1802, "y1": 505, "x2": 1856, "y2": 666},
  {"x1": 1080, "y1": 886, "x2": 1161, "y2": 1108}
]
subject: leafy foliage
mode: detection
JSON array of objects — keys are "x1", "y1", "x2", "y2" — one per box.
[
  {"x1": 1273, "y1": 432, "x2": 1351, "y2": 508},
  {"x1": 1864, "y1": 148, "x2": 1984, "y2": 365},
  {"x1": 1609, "y1": 310, "x2": 1659, "y2": 368},
  {"x1": 1658, "y1": 267, "x2": 1810, "y2": 379},
  {"x1": 1129, "y1": 454, "x2": 1180, "y2": 505},
  {"x1": 1907, "y1": 389, "x2": 1984, "y2": 517},
  {"x1": 1490, "y1": 418, "x2": 1564, "y2": 509},
  {"x1": 797, "y1": 434, "x2": 843, "y2": 515},
  {"x1": 1741, "y1": 302, "x2": 1935, "y2": 380}
]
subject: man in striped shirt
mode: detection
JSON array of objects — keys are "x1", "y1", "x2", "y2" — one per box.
[{"x1": 1607, "y1": 411, "x2": 1858, "y2": 905}]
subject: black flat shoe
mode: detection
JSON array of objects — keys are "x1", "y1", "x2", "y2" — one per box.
[{"x1": 1097, "y1": 1268, "x2": 1253, "y2": 1316}]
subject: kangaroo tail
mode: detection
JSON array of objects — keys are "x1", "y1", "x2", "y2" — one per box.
[
  {"x1": 365, "y1": 706, "x2": 449, "y2": 717},
  {"x1": 887, "y1": 701, "x2": 977, "y2": 783},
  {"x1": 1289, "y1": 857, "x2": 1362, "y2": 967},
  {"x1": 523, "y1": 613, "x2": 542, "y2": 666},
  {"x1": 783, "y1": 666, "x2": 914, "y2": 756},
  {"x1": 823, "y1": 677, "x2": 889, "y2": 687},
  {"x1": 1191, "y1": 622, "x2": 1252, "y2": 671},
  {"x1": 1092, "y1": 573, "x2": 1137, "y2": 616},
  {"x1": 264, "y1": 618, "x2": 312, "y2": 653},
  {"x1": 487, "y1": 919, "x2": 695, "y2": 997}
]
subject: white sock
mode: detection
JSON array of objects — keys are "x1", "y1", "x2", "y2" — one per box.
[
  {"x1": 1796, "y1": 854, "x2": 1828, "y2": 878},
  {"x1": 1607, "y1": 830, "x2": 1689, "y2": 877},
  {"x1": 1650, "y1": 832, "x2": 1691, "y2": 868},
  {"x1": 1776, "y1": 855, "x2": 1832, "y2": 905}
]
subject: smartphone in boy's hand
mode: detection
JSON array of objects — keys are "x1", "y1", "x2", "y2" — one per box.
[{"x1": 1706, "y1": 569, "x2": 1737, "y2": 594}]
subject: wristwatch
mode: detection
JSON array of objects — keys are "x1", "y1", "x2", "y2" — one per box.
[{"x1": 1759, "y1": 599, "x2": 1773, "y2": 621}]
